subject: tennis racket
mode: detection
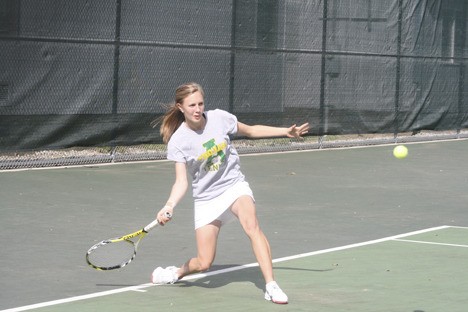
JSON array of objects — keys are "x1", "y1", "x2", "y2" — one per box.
[{"x1": 86, "y1": 212, "x2": 172, "y2": 271}]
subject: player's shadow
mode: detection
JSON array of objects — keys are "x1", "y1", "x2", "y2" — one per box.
[{"x1": 176, "y1": 264, "x2": 333, "y2": 291}]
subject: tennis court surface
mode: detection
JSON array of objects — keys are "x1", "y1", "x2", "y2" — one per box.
[{"x1": 1, "y1": 139, "x2": 468, "y2": 311}]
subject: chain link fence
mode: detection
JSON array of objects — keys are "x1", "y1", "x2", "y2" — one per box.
[{"x1": 0, "y1": 0, "x2": 467, "y2": 170}]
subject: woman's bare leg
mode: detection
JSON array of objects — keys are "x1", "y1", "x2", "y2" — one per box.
[
  {"x1": 177, "y1": 220, "x2": 221, "y2": 279},
  {"x1": 230, "y1": 195, "x2": 274, "y2": 283}
]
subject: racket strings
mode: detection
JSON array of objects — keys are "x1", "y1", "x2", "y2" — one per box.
[{"x1": 87, "y1": 239, "x2": 136, "y2": 269}]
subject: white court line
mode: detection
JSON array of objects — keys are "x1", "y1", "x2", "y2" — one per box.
[
  {"x1": 446, "y1": 225, "x2": 468, "y2": 229},
  {"x1": 0, "y1": 225, "x2": 451, "y2": 312},
  {"x1": 393, "y1": 226, "x2": 468, "y2": 248},
  {"x1": 394, "y1": 239, "x2": 468, "y2": 248},
  {"x1": 4, "y1": 137, "x2": 467, "y2": 173}
]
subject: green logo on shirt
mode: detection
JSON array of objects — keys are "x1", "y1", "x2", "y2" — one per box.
[{"x1": 198, "y1": 139, "x2": 227, "y2": 171}]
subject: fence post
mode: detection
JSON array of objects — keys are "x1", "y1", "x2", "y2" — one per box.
[
  {"x1": 319, "y1": 0, "x2": 328, "y2": 148},
  {"x1": 394, "y1": 0, "x2": 403, "y2": 142}
]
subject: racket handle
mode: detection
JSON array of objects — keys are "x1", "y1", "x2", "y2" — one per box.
[{"x1": 144, "y1": 211, "x2": 172, "y2": 232}]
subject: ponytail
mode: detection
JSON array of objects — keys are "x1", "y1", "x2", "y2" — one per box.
[
  {"x1": 151, "y1": 103, "x2": 185, "y2": 144},
  {"x1": 151, "y1": 82, "x2": 204, "y2": 144}
]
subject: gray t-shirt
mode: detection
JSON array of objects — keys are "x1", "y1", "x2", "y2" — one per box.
[{"x1": 167, "y1": 109, "x2": 245, "y2": 202}]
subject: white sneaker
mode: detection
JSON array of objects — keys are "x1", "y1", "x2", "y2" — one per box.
[
  {"x1": 264, "y1": 281, "x2": 288, "y2": 304},
  {"x1": 151, "y1": 266, "x2": 179, "y2": 284}
]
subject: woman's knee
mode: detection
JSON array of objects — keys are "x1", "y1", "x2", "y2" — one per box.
[
  {"x1": 242, "y1": 218, "x2": 261, "y2": 237},
  {"x1": 196, "y1": 257, "x2": 213, "y2": 272}
]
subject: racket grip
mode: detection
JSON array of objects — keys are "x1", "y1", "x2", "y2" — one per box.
[{"x1": 144, "y1": 211, "x2": 172, "y2": 232}]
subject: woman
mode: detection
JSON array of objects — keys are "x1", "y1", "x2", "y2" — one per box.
[{"x1": 152, "y1": 82, "x2": 309, "y2": 304}]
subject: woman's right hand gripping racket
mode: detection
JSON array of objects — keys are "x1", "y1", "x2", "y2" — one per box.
[{"x1": 86, "y1": 212, "x2": 172, "y2": 271}]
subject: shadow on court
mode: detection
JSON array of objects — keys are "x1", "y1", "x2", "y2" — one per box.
[
  {"x1": 1, "y1": 139, "x2": 468, "y2": 311},
  {"x1": 176, "y1": 264, "x2": 331, "y2": 290}
]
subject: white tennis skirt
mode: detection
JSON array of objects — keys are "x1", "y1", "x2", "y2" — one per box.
[{"x1": 193, "y1": 181, "x2": 254, "y2": 229}]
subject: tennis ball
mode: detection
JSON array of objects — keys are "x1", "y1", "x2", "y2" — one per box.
[{"x1": 393, "y1": 145, "x2": 408, "y2": 159}]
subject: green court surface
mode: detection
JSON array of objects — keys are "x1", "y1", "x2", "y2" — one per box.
[
  {"x1": 1, "y1": 140, "x2": 468, "y2": 311},
  {"x1": 7, "y1": 226, "x2": 468, "y2": 312}
]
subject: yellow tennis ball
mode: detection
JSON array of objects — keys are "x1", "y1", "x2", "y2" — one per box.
[{"x1": 393, "y1": 145, "x2": 408, "y2": 159}]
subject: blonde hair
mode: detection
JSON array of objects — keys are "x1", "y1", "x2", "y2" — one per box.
[{"x1": 151, "y1": 82, "x2": 205, "y2": 144}]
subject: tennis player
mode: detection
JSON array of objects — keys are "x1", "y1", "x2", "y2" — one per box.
[{"x1": 152, "y1": 82, "x2": 309, "y2": 304}]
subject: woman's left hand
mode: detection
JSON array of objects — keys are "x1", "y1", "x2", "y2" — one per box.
[{"x1": 287, "y1": 123, "x2": 309, "y2": 138}]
